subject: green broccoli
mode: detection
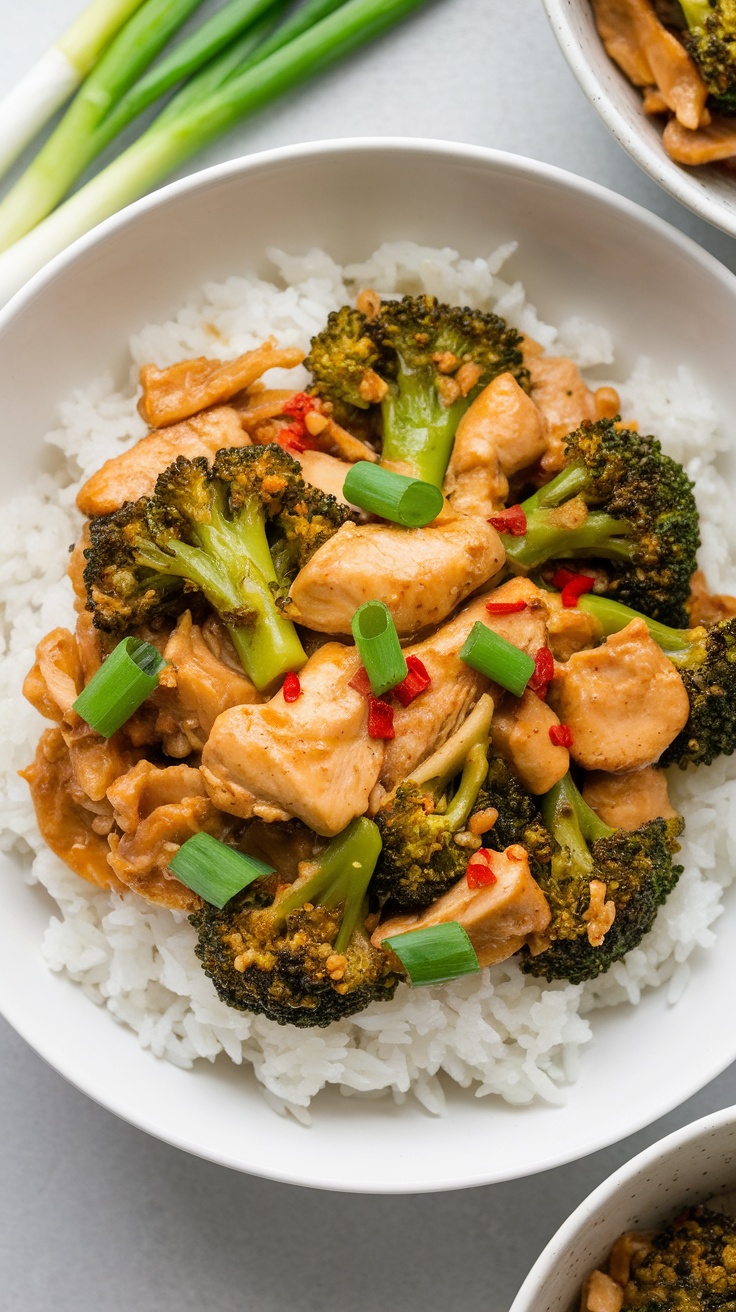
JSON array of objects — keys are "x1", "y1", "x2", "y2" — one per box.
[
  {"x1": 679, "y1": 1, "x2": 736, "y2": 105},
  {"x1": 84, "y1": 443, "x2": 350, "y2": 692},
  {"x1": 580, "y1": 592, "x2": 736, "y2": 769},
  {"x1": 502, "y1": 418, "x2": 700, "y2": 627},
  {"x1": 521, "y1": 772, "x2": 683, "y2": 985},
  {"x1": 305, "y1": 294, "x2": 528, "y2": 487},
  {"x1": 190, "y1": 818, "x2": 399, "y2": 1028},
  {"x1": 481, "y1": 757, "x2": 554, "y2": 875},
  {"x1": 622, "y1": 1204, "x2": 736, "y2": 1309}
]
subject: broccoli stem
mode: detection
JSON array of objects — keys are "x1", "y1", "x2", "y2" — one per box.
[
  {"x1": 502, "y1": 463, "x2": 635, "y2": 571},
  {"x1": 272, "y1": 817, "x2": 382, "y2": 954},
  {"x1": 541, "y1": 774, "x2": 612, "y2": 882},
  {"x1": 379, "y1": 362, "x2": 468, "y2": 487},
  {"x1": 679, "y1": 0, "x2": 711, "y2": 28},
  {"x1": 433, "y1": 742, "x2": 489, "y2": 831},
  {"x1": 579, "y1": 593, "x2": 695, "y2": 660}
]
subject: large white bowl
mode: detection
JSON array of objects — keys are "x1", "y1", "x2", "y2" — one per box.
[
  {"x1": 542, "y1": 0, "x2": 736, "y2": 237},
  {"x1": 2, "y1": 138, "x2": 736, "y2": 1193},
  {"x1": 510, "y1": 1105, "x2": 736, "y2": 1312}
]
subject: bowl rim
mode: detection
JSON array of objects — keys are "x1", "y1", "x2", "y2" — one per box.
[
  {"x1": 509, "y1": 1103, "x2": 736, "y2": 1310},
  {"x1": 3, "y1": 136, "x2": 736, "y2": 1192},
  {"x1": 540, "y1": 0, "x2": 736, "y2": 238}
]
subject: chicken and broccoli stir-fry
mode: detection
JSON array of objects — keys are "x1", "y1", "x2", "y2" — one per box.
[
  {"x1": 20, "y1": 291, "x2": 736, "y2": 1028},
  {"x1": 581, "y1": 1203, "x2": 736, "y2": 1311},
  {"x1": 591, "y1": 0, "x2": 736, "y2": 169}
]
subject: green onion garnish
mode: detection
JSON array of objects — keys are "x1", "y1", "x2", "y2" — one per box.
[
  {"x1": 351, "y1": 600, "x2": 408, "y2": 696},
  {"x1": 459, "y1": 623, "x2": 535, "y2": 697},
  {"x1": 342, "y1": 462, "x2": 444, "y2": 528},
  {"x1": 168, "y1": 832, "x2": 274, "y2": 908},
  {"x1": 383, "y1": 922, "x2": 480, "y2": 987},
  {"x1": 72, "y1": 636, "x2": 166, "y2": 736}
]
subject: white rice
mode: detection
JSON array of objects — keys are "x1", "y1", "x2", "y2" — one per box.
[{"x1": 2, "y1": 240, "x2": 735, "y2": 1123}]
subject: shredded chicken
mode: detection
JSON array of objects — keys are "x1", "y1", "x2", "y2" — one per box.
[
  {"x1": 583, "y1": 765, "x2": 679, "y2": 830},
  {"x1": 491, "y1": 690, "x2": 570, "y2": 795},
  {"x1": 443, "y1": 372, "x2": 548, "y2": 515},
  {"x1": 153, "y1": 611, "x2": 259, "y2": 757},
  {"x1": 373, "y1": 845, "x2": 551, "y2": 967},
  {"x1": 138, "y1": 342, "x2": 305, "y2": 428},
  {"x1": 289, "y1": 515, "x2": 505, "y2": 637},
  {"x1": 549, "y1": 619, "x2": 690, "y2": 771}
]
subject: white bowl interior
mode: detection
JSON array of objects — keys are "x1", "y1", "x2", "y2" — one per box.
[
  {"x1": 2, "y1": 140, "x2": 736, "y2": 1191},
  {"x1": 511, "y1": 1107, "x2": 736, "y2": 1312},
  {"x1": 542, "y1": 0, "x2": 736, "y2": 237}
]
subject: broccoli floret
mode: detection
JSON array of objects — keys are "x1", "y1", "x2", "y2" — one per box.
[
  {"x1": 481, "y1": 757, "x2": 554, "y2": 875},
  {"x1": 190, "y1": 818, "x2": 399, "y2": 1028},
  {"x1": 306, "y1": 294, "x2": 528, "y2": 487},
  {"x1": 581, "y1": 593, "x2": 736, "y2": 769},
  {"x1": 521, "y1": 772, "x2": 683, "y2": 985},
  {"x1": 503, "y1": 418, "x2": 700, "y2": 627},
  {"x1": 679, "y1": 1, "x2": 736, "y2": 104},
  {"x1": 84, "y1": 443, "x2": 350, "y2": 692},
  {"x1": 622, "y1": 1204, "x2": 736, "y2": 1309}
]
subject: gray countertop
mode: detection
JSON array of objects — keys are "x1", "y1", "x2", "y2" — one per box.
[{"x1": 3, "y1": 3, "x2": 736, "y2": 1308}]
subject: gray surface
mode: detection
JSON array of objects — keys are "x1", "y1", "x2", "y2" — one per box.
[{"x1": 3, "y1": 1, "x2": 736, "y2": 1308}]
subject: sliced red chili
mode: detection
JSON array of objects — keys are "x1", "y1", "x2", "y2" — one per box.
[
  {"x1": 549, "y1": 724, "x2": 573, "y2": 748},
  {"x1": 394, "y1": 655, "x2": 431, "y2": 707},
  {"x1": 282, "y1": 671, "x2": 302, "y2": 703},
  {"x1": 466, "y1": 849, "x2": 498, "y2": 889},
  {"x1": 282, "y1": 391, "x2": 318, "y2": 421},
  {"x1": 276, "y1": 424, "x2": 307, "y2": 453},
  {"x1": 551, "y1": 567, "x2": 579, "y2": 590},
  {"x1": 488, "y1": 505, "x2": 527, "y2": 536},
  {"x1": 560, "y1": 573, "x2": 595, "y2": 608},
  {"x1": 367, "y1": 697, "x2": 395, "y2": 740},
  {"x1": 348, "y1": 666, "x2": 373, "y2": 699},
  {"x1": 528, "y1": 646, "x2": 555, "y2": 699},
  {"x1": 485, "y1": 599, "x2": 529, "y2": 615}
]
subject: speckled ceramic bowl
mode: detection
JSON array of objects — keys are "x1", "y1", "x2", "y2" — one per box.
[{"x1": 510, "y1": 1107, "x2": 736, "y2": 1311}]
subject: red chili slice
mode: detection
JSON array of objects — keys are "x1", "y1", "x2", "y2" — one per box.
[
  {"x1": 488, "y1": 505, "x2": 527, "y2": 536},
  {"x1": 394, "y1": 655, "x2": 431, "y2": 707},
  {"x1": 367, "y1": 697, "x2": 395, "y2": 740},
  {"x1": 282, "y1": 391, "x2": 318, "y2": 421},
  {"x1": 560, "y1": 573, "x2": 595, "y2": 608},
  {"x1": 485, "y1": 600, "x2": 529, "y2": 615},
  {"x1": 549, "y1": 724, "x2": 573, "y2": 748},
  {"x1": 466, "y1": 849, "x2": 498, "y2": 889},
  {"x1": 276, "y1": 424, "x2": 307, "y2": 453},
  {"x1": 282, "y1": 671, "x2": 302, "y2": 703},
  {"x1": 528, "y1": 646, "x2": 555, "y2": 699},
  {"x1": 348, "y1": 666, "x2": 373, "y2": 699},
  {"x1": 551, "y1": 567, "x2": 579, "y2": 589}
]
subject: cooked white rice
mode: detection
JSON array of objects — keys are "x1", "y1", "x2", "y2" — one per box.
[{"x1": 2, "y1": 240, "x2": 735, "y2": 1123}]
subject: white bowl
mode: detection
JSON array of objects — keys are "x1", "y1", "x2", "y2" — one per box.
[
  {"x1": 2, "y1": 138, "x2": 736, "y2": 1193},
  {"x1": 542, "y1": 0, "x2": 736, "y2": 237},
  {"x1": 510, "y1": 1105, "x2": 736, "y2": 1312}
]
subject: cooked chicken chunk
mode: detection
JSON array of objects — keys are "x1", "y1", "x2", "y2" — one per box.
[
  {"x1": 373, "y1": 845, "x2": 551, "y2": 967},
  {"x1": 592, "y1": 0, "x2": 709, "y2": 129},
  {"x1": 107, "y1": 760, "x2": 227, "y2": 910},
  {"x1": 548, "y1": 619, "x2": 690, "y2": 772},
  {"x1": 664, "y1": 114, "x2": 736, "y2": 165},
  {"x1": 545, "y1": 596, "x2": 602, "y2": 661},
  {"x1": 444, "y1": 372, "x2": 548, "y2": 516},
  {"x1": 20, "y1": 730, "x2": 126, "y2": 893},
  {"x1": 153, "y1": 612, "x2": 259, "y2": 757},
  {"x1": 138, "y1": 342, "x2": 304, "y2": 428},
  {"x1": 688, "y1": 569, "x2": 736, "y2": 626},
  {"x1": 580, "y1": 1268, "x2": 624, "y2": 1312},
  {"x1": 294, "y1": 449, "x2": 356, "y2": 507},
  {"x1": 583, "y1": 766, "x2": 678, "y2": 831},
  {"x1": 201, "y1": 643, "x2": 384, "y2": 837},
  {"x1": 523, "y1": 341, "x2": 598, "y2": 475},
  {"x1": 76, "y1": 405, "x2": 247, "y2": 516},
  {"x1": 289, "y1": 516, "x2": 505, "y2": 637},
  {"x1": 491, "y1": 690, "x2": 570, "y2": 795}
]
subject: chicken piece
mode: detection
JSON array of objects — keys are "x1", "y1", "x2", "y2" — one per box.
[
  {"x1": 688, "y1": 569, "x2": 736, "y2": 626},
  {"x1": 153, "y1": 611, "x2": 259, "y2": 757},
  {"x1": 23, "y1": 627, "x2": 81, "y2": 722},
  {"x1": 138, "y1": 342, "x2": 305, "y2": 428},
  {"x1": 380, "y1": 578, "x2": 550, "y2": 791},
  {"x1": 548, "y1": 619, "x2": 690, "y2": 772},
  {"x1": 289, "y1": 516, "x2": 505, "y2": 637},
  {"x1": 20, "y1": 730, "x2": 126, "y2": 893},
  {"x1": 663, "y1": 114, "x2": 736, "y2": 164},
  {"x1": 583, "y1": 766, "x2": 678, "y2": 831},
  {"x1": 607, "y1": 1232, "x2": 655, "y2": 1287},
  {"x1": 76, "y1": 406, "x2": 247, "y2": 516},
  {"x1": 201, "y1": 643, "x2": 384, "y2": 837},
  {"x1": 235, "y1": 388, "x2": 298, "y2": 430},
  {"x1": 106, "y1": 760, "x2": 228, "y2": 910},
  {"x1": 373, "y1": 845, "x2": 551, "y2": 968},
  {"x1": 444, "y1": 372, "x2": 548, "y2": 516},
  {"x1": 579, "y1": 1268, "x2": 624, "y2": 1312},
  {"x1": 523, "y1": 340, "x2": 598, "y2": 475},
  {"x1": 592, "y1": 0, "x2": 709, "y2": 129},
  {"x1": 545, "y1": 596, "x2": 602, "y2": 661},
  {"x1": 491, "y1": 690, "x2": 570, "y2": 795},
  {"x1": 294, "y1": 449, "x2": 356, "y2": 508}
]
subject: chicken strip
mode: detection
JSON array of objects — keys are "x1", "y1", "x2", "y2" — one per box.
[
  {"x1": 77, "y1": 405, "x2": 247, "y2": 516},
  {"x1": 153, "y1": 612, "x2": 259, "y2": 757},
  {"x1": 663, "y1": 114, "x2": 736, "y2": 165},
  {"x1": 592, "y1": 0, "x2": 709, "y2": 129},
  {"x1": 583, "y1": 766, "x2": 678, "y2": 831},
  {"x1": 138, "y1": 341, "x2": 305, "y2": 427},
  {"x1": 289, "y1": 515, "x2": 505, "y2": 637},
  {"x1": 548, "y1": 619, "x2": 690, "y2": 772},
  {"x1": 444, "y1": 372, "x2": 548, "y2": 516},
  {"x1": 491, "y1": 690, "x2": 570, "y2": 795},
  {"x1": 373, "y1": 845, "x2": 551, "y2": 968},
  {"x1": 201, "y1": 643, "x2": 384, "y2": 837},
  {"x1": 294, "y1": 448, "x2": 356, "y2": 508}
]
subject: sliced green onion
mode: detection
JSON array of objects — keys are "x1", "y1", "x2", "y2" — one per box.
[
  {"x1": 383, "y1": 922, "x2": 480, "y2": 987},
  {"x1": 459, "y1": 622, "x2": 535, "y2": 697},
  {"x1": 343, "y1": 462, "x2": 444, "y2": 527},
  {"x1": 168, "y1": 832, "x2": 274, "y2": 908},
  {"x1": 72, "y1": 636, "x2": 165, "y2": 736},
  {"x1": 351, "y1": 600, "x2": 407, "y2": 696}
]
